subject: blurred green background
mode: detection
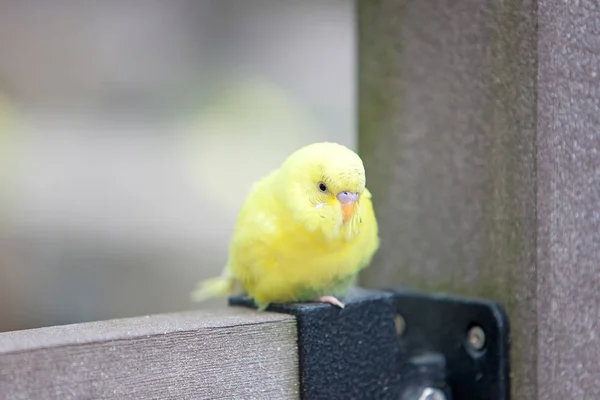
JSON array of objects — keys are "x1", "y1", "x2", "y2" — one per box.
[{"x1": 0, "y1": 0, "x2": 355, "y2": 332}]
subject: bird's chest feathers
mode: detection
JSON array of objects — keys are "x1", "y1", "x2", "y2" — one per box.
[{"x1": 271, "y1": 214, "x2": 362, "y2": 285}]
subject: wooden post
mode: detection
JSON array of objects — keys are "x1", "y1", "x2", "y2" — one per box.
[
  {"x1": 358, "y1": 1, "x2": 600, "y2": 399},
  {"x1": 536, "y1": 2, "x2": 600, "y2": 398},
  {"x1": 0, "y1": 309, "x2": 298, "y2": 399}
]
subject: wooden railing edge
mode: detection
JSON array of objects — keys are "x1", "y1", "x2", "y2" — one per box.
[{"x1": 0, "y1": 307, "x2": 300, "y2": 399}]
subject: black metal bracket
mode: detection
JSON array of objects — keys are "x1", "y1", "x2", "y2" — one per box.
[{"x1": 229, "y1": 288, "x2": 509, "y2": 400}]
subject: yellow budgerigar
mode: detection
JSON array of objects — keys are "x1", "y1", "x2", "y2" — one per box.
[{"x1": 192, "y1": 142, "x2": 379, "y2": 310}]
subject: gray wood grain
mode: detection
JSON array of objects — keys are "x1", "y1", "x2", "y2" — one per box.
[
  {"x1": 537, "y1": 1, "x2": 600, "y2": 398},
  {"x1": 0, "y1": 308, "x2": 299, "y2": 400},
  {"x1": 358, "y1": 0, "x2": 600, "y2": 398},
  {"x1": 357, "y1": 1, "x2": 538, "y2": 398}
]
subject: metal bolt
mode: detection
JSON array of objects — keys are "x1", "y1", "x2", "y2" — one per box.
[
  {"x1": 467, "y1": 325, "x2": 486, "y2": 351},
  {"x1": 395, "y1": 314, "x2": 406, "y2": 336},
  {"x1": 417, "y1": 387, "x2": 446, "y2": 400}
]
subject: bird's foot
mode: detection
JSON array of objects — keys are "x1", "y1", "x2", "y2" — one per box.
[{"x1": 313, "y1": 295, "x2": 345, "y2": 309}]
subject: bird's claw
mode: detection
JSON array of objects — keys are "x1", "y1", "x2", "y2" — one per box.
[{"x1": 313, "y1": 295, "x2": 345, "y2": 309}]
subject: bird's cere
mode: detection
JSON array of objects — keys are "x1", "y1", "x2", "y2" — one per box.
[
  {"x1": 338, "y1": 191, "x2": 359, "y2": 223},
  {"x1": 337, "y1": 191, "x2": 359, "y2": 204}
]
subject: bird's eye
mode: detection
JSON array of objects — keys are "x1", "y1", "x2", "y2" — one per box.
[{"x1": 318, "y1": 182, "x2": 328, "y2": 192}]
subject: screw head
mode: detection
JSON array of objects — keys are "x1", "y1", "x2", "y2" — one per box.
[
  {"x1": 417, "y1": 387, "x2": 446, "y2": 400},
  {"x1": 395, "y1": 314, "x2": 406, "y2": 336},
  {"x1": 467, "y1": 325, "x2": 486, "y2": 351}
]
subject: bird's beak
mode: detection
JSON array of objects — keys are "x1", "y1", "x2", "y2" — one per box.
[{"x1": 337, "y1": 191, "x2": 359, "y2": 223}]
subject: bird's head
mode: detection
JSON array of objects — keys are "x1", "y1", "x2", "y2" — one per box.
[{"x1": 278, "y1": 142, "x2": 366, "y2": 237}]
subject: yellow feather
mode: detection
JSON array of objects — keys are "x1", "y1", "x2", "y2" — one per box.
[
  {"x1": 191, "y1": 142, "x2": 380, "y2": 310},
  {"x1": 191, "y1": 275, "x2": 236, "y2": 303}
]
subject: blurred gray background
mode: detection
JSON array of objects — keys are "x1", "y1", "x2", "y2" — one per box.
[{"x1": 0, "y1": 0, "x2": 355, "y2": 332}]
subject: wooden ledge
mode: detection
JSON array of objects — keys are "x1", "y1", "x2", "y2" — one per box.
[{"x1": 0, "y1": 308, "x2": 299, "y2": 399}]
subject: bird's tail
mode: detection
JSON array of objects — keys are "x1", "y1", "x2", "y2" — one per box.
[{"x1": 191, "y1": 272, "x2": 236, "y2": 303}]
